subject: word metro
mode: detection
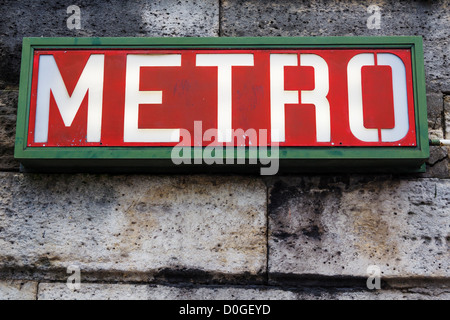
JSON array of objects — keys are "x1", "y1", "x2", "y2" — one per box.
[{"x1": 28, "y1": 49, "x2": 417, "y2": 148}]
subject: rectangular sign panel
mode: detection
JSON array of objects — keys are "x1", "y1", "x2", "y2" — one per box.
[{"x1": 15, "y1": 37, "x2": 429, "y2": 173}]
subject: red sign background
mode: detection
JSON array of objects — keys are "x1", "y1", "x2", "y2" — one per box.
[{"x1": 27, "y1": 49, "x2": 416, "y2": 147}]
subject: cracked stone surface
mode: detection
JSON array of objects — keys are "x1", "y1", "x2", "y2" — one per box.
[{"x1": 422, "y1": 147, "x2": 449, "y2": 179}]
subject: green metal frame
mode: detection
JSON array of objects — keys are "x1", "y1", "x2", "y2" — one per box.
[{"x1": 14, "y1": 36, "x2": 429, "y2": 173}]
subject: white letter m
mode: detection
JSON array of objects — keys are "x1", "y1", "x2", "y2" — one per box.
[{"x1": 34, "y1": 54, "x2": 105, "y2": 143}]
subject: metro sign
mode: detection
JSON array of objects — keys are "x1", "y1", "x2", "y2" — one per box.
[{"x1": 15, "y1": 37, "x2": 429, "y2": 173}]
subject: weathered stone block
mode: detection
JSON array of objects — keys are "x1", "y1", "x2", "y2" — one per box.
[
  {"x1": 0, "y1": 90, "x2": 18, "y2": 116},
  {"x1": 0, "y1": 280, "x2": 37, "y2": 300},
  {"x1": 222, "y1": 0, "x2": 450, "y2": 92},
  {"x1": 268, "y1": 176, "x2": 450, "y2": 280},
  {"x1": 420, "y1": 146, "x2": 449, "y2": 179},
  {"x1": 0, "y1": 174, "x2": 266, "y2": 281},
  {"x1": 0, "y1": 0, "x2": 219, "y2": 86},
  {"x1": 0, "y1": 90, "x2": 19, "y2": 170},
  {"x1": 37, "y1": 283, "x2": 294, "y2": 300},
  {"x1": 37, "y1": 282, "x2": 449, "y2": 300},
  {"x1": 445, "y1": 95, "x2": 450, "y2": 140},
  {"x1": 426, "y1": 92, "x2": 444, "y2": 139}
]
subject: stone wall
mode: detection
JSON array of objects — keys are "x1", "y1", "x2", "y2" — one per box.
[{"x1": 0, "y1": 0, "x2": 449, "y2": 300}]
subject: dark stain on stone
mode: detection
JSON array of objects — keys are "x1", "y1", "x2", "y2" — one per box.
[
  {"x1": 155, "y1": 267, "x2": 264, "y2": 285},
  {"x1": 269, "y1": 273, "x2": 373, "y2": 289},
  {"x1": 272, "y1": 231, "x2": 296, "y2": 240},
  {"x1": 268, "y1": 181, "x2": 301, "y2": 212},
  {"x1": 34, "y1": 256, "x2": 52, "y2": 268},
  {"x1": 302, "y1": 225, "x2": 322, "y2": 240},
  {"x1": 421, "y1": 236, "x2": 432, "y2": 245}
]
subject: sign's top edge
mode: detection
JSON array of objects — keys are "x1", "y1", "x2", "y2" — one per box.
[{"x1": 22, "y1": 35, "x2": 423, "y2": 47}]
